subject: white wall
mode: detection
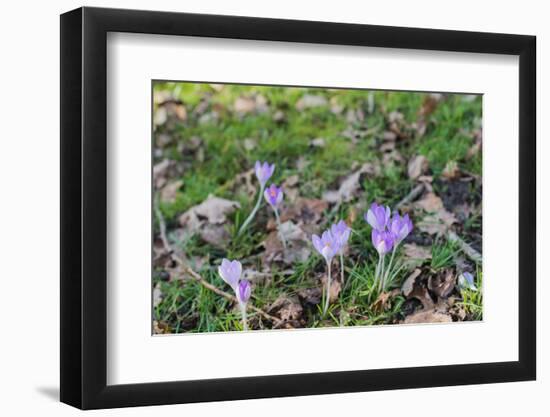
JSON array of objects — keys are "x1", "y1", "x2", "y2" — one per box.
[{"x1": 0, "y1": 0, "x2": 545, "y2": 415}]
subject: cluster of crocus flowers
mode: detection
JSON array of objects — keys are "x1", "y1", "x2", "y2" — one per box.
[
  {"x1": 365, "y1": 203, "x2": 413, "y2": 292},
  {"x1": 264, "y1": 183, "x2": 286, "y2": 248},
  {"x1": 218, "y1": 259, "x2": 251, "y2": 330},
  {"x1": 238, "y1": 161, "x2": 275, "y2": 235},
  {"x1": 312, "y1": 220, "x2": 351, "y2": 316}
]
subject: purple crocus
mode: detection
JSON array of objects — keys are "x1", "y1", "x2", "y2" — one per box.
[
  {"x1": 263, "y1": 183, "x2": 283, "y2": 207},
  {"x1": 389, "y1": 213, "x2": 413, "y2": 244},
  {"x1": 217, "y1": 259, "x2": 242, "y2": 290},
  {"x1": 330, "y1": 220, "x2": 351, "y2": 253},
  {"x1": 238, "y1": 280, "x2": 252, "y2": 304},
  {"x1": 364, "y1": 203, "x2": 391, "y2": 231},
  {"x1": 458, "y1": 272, "x2": 477, "y2": 291},
  {"x1": 312, "y1": 230, "x2": 339, "y2": 263},
  {"x1": 218, "y1": 259, "x2": 253, "y2": 331},
  {"x1": 312, "y1": 229, "x2": 340, "y2": 316},
  {"x1": 372, "y1": 229, "x2": 394, "y2": 255},
  {"x1": 238, "y1": 161, "x2": 275, "y2": 236},
  {"x1": 255, "y1": 161, "x2": 275, "y2": 187}
]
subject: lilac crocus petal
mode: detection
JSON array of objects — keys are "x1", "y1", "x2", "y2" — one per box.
[
  {"x1": 371, "y1": 229, "x2": 394, "y2": 255},
  {"x1": 364, "y1": 203, "x2": 391, "y2": 231},
  {"x1": 263, "y1": 183, "x2": 283, "y2": 207},
  {"x1": 312, "y1": 230, "x2": 338, "y2": 262},
  {"x1": 330, "y1": 220, "x2": 351, "y2": 252},
  {"x1": 458, "y1": 272, "x2": 477, "y2": 291},
  {"x1": 238, "y1": 280, "x2": 252, "y2": 304},
  {"x1": 218, "y1": 258, "x2": 242, "y2": 290},
  {"x1": 389, "y1": 213, "x2": 413, "y2": 244},
  {"x1": 255, "y1": 161, "x2": 275, "y2": 187}
]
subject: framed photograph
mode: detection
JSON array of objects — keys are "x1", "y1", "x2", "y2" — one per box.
[{"x1": 60, "y1": 6, "x2": 536, "y2": 410}]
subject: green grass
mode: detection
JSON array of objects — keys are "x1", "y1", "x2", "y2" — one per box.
[{"x1": 152, "y1": 82, "x2": 483, "y2": 332}]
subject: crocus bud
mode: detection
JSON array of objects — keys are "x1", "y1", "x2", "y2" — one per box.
[
  {"x1": 254, "y1": 161, "x2": 275, "y2": 187},
  {"x1": 263, "y1": 183, "x2": 283, "y2": 207},
  {"x1": 238, "y1": 280, "x2": 251, "y2": 304}
]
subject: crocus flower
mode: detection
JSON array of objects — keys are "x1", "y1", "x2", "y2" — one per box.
[
  {"x1": 255, "y1": 161, "x2": 275, "y2": 187},
  {"x1": 364, "y1": 203, "x2": 391, "y2": 231},
  {"x1": 312, "y1": 229, "x2": 340, "y2": 317},
  {"x1": 330, "y1": 220, "x2": 351, "y2": 253},
  {"x1": 238, "y1": 161, "x2": 276, "y2": 236},
  {"x1": 458, "y1": 272, "x2": 477, "y2": 291},
  {"x1": 263, "y1": 183, "x2": 283, "y2": 207},
  {"x1": 330, "y1": 220, "x2": 351, "y2": 302},
  {"x1": 372, "y1": 229, "x2": 394, "y2": 255},
  {"x1": 218, "y1": 259, "x2": 253, "y2": 331},
  {"x1": 312, "y1": 230, "x2": 339, "y2": 263},
  {"x1": 218, "y1": 259, "x2": 242, "y2": 291},
  {"x1": 238, "y1": 280, "x2": 252, "y2": 304},
  {"x1": 389, "y1": 213, "x2": 413, "y2": 244}
]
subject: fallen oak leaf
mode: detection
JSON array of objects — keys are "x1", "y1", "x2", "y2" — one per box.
[
  {"x1": 178, "y1": 195, "x2": 240, "y2": 248},
  {"x1": 268, "y1": 295, "x2": 303, "y2": 322},
  {"x1": 428, "y1": 269, "x2": 456, "y2": 299},
  {"x1": 296, "y1": 94, "x2": 328, "y2": 110},
  {"x1": 403, "y1": 244, "x2": 432, "y2": 263},
  {"x1": 414, "y1": 192, "x2": 444, "y2": 212},
  {"x1": 322, "y1": 162, "x2": 379, "y2": 204},
  {"x1": 407, "y1": 155, "x2": 429, "y2": 180},
  {"x1": 404, "y1": 310, "x2": 452, "y2": 324},
  {"x1": 401, "y1": 268, "x2": 422, "y2": 297},
  {"x1": 417, "y1": 210, "x2": 457, "y2": 236},
  {"x1": 160, "y1": 180, "x2": 183, "y2": 204}
]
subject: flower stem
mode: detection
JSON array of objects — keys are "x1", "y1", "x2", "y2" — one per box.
[
  {"x1": 273, "y1": 207, "x2": 287, "y2": 249},
  {"x1": 382, "y1": 246, "x2": 397, "y2": 291},
  {"x1": 238, "y1": 185, "x2": 264, "y2": 236},
  {"x1": 323, "y1": 260, "x2": 332, "y2": 317},
  {"x1": 378, "y1": 254, "x2": 386, "y2": 292},
  {"x1": 240, "y1": 304, "x2": 248, "y2": 331},
  {"x1": 374, "y1": 255, "x2": 382, "y2": 288},
  {"x1": 340, "y1": 253, "x2": 345, "y2": 285}
]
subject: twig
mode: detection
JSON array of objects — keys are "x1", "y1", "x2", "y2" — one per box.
[
  {"x1": 154, "y1": 196, "x2": 290, "y2": 328},
  {"x1": 395, "y1": 183, "x2": 425, "y2": 210},
  {"x1": 447, "y1": 230, "x2": 482, "y2": 264}
]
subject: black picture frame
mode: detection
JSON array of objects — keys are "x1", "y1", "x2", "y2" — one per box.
[{"x1": 60, "y1": 6, "x2": 536, "y2": 410}]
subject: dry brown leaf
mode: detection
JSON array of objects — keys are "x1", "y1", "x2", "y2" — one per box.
[
  {"x1": 262, "y1": 221, "x2": 312, "y2": 265},
  {"x1": 320, "y1": 274, "x2": 342, "y2": 302},
  {"x1": 280, "y1": 197, "x2": 328, "y2": 226},
  {"x1": 322, "y1": 162, "x2": 379, "y2": 204},
  {"x1": 309, "y1": 137, "x2": 326, "y2": 148},
  {"x1": 296, "y1": 94, "x2": 328, "y2": 110},
  {"x1": 268, "y1": 295, "x2": 303, "y2": 322},
  {"x1": 243, "y1": 138, "x2": 257, "y2": 151},
  {"x1": 273, "y1": 110, "x2": 286, "y2": 123},
  {"x1": 407, "y1": 155, "x2": 429, "y2": 180},
  {"x1": 153, "y1": 285, "x2": 163, "y2": 307},
  {"x1": 160, "y1": 180, "x2": 183, "y2": 204},
  {"x1": 401, "y1": 268, "x2": 422, "y2": 297},
  {"x1": 417, "y1": 210, "x2": 457, "y2": 235},
  {"x1": 153, "y1": 159, "x2": 178, "y2": 189},
  {"x1": 428, "y1": 269, "x2": 456, "y2": 299},
  {"x1": 298, "y1": 287, "x2": 322, "y2": 305},
  {"x1": 281, "y1": 174, "x2": 300, "y2": 203},
  {"x1": 414, "y1": 192, "x2": 443, "y2": 212},
  {"x1": 234, "y1": 97, "x2": 256, "y2": 114},
  {"x1": 404, "y1": 310, "x2": 452, "y2": 324},
  {"x1": 178, "y1": 195, "x2": 240, "y2": 247},
  {"x1": 403, "y1": 244, "x2": 432, "y2": 262},
  {"x1": 409, "y1": 286, "x2": 435, "y2": 310},
  {"x1": 372, "y1": 289, "x2": 401, "y2": 313},
  {"x1": 179, "y1": 195, "x2": 240, "y2": 226}
]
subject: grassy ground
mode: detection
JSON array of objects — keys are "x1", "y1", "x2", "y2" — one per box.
[{"x1": 152, "y1": 82, "x2": 483, "y2": 333}]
